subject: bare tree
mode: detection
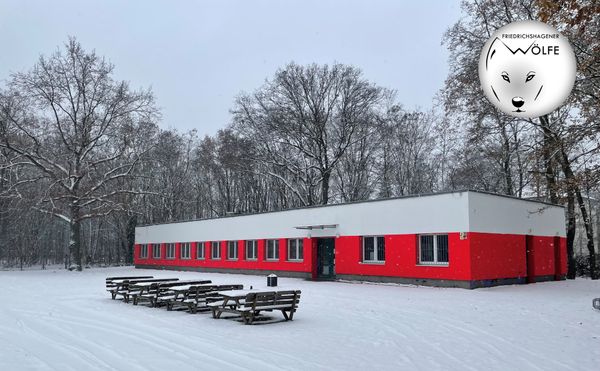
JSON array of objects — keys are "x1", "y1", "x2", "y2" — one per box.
[
  {"x1": 0, "y1": 39, "x2": 157, "y2": 271},
  {"x1": 443, "y1": 0, "x2": 600, "y2": 278},
  {"x1": 232, "y1": 63, "x2": 386, "y2": 205}
]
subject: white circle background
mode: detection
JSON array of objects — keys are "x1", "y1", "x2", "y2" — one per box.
[{"x1": 478, "y1": 20, "x2": 576, "y2": 118}]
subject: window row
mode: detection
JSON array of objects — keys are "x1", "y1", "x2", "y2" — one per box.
[
  {"x1": 360, "y1": 234, "x2": 449, "y2": 265},
  {"x1": 140, "y1": 235, "x2": 449, "y2": 265},
  {"x1": 139, "y1": 239, "x2": 304, "y2": 262}
]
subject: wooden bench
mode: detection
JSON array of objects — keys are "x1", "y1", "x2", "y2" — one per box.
[
  {"x1": 209, "y1": 290, "x2": 301, "y2": 324},
  {"x1": 105, "y1": 276, "x2": 154, "y2": 289},
  {"x1": 594, "y1": 298, "x2": 600, "y2": 310},
  {"x1": 133, "y1": 280, "x2": 213, "y2": 306},
  {"x1": 108, "y1": 278, "x2": 179, "y2": 301},
  {"x1": 163, "y1": 284, "x2": 244, "y2": 313}
]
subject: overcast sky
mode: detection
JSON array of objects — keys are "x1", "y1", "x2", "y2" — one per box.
[{"x1": 0, "y1": 0, "x2": 462, "y2": 136}]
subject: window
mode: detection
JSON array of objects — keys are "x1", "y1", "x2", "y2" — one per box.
[
  {"x1": 245, "y1": 240, "x2": 258, "y2": 260},
  {"x1": 180, "y1": 242, "x2": 191, "y2": 259},
  {"x1": 196, "y1": 242, "x2": 205, "y2": 260},
  {"x1": 140, "y1": 244, "x2": 148, "y2": 259},
  {"x1": 152, "y1": 243, "x2": 161, "y2": 259},
  {"x1": 265, "y1": 239, "x2": 279, "y2": 261},
  {"x1": 211, "y1": 241, "x2": 221, "y2": 260},
  {"x1": 287, "y1": 239, "x2": 304, "y2": 261},
  {"x1": 419, "y1": 234, "x2": 449, "y2": 265},
  {"x1": 166, "y1": 243, "x2": 176, "y2": 259},
  {"x1": 362, "y1": 236, "x2": 385, "y2": 263},
  {"x1": 227, "y1": 241, "x2": 238, "y2": 260}
]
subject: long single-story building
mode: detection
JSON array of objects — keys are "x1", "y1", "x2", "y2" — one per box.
[{"x1": 134, "y1": 190, "x2": 567, "y2": 288}]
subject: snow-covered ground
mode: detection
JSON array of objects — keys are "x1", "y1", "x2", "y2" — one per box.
[{"x1": 0, "y1": 267, "x2": 599, "y2": 371}]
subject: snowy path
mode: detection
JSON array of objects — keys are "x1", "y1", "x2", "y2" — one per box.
[{"x1": 0, "y1": 267, "x2": 599, "y2": 370}]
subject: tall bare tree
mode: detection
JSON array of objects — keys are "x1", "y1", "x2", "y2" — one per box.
[
  {"x1": 0, "y1": 39, "x2": 157, "y2": 271},
  {"x1": 232, "y1": 63, "x2": 386, "y2": 205}
]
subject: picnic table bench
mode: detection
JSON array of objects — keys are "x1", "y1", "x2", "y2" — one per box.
[
  {"x1": 161, "y1": 284, "x2": 244, "y2": 313},
  {"x1": 108, "y1": 278, "x2": 179, "y2": 301},
  {"x1": 105, "y1": 276, "x2": 154, "y2": 290},
  {"x1": 594, "y1": 298, "x2": 600, "y2": 310},
  {"x1": 208, "y1": 289, "x2": 301, "y2": 324},
  {"x1": 132, "y1": 280, "x2": 213, "y2": 306}
]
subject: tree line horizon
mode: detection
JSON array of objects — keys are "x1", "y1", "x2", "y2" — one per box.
[{"x1": 1, "y1": 0, "x2": 598, "y2": 278}]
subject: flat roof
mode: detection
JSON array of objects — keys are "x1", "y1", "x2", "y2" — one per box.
[{"x1": 138, "y1": 189, "x2": 563, "y2": 228}]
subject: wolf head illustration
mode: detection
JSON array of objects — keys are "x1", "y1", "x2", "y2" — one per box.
[
  {"x1": 478, "y1": 21, "x2": 576, "y2": 118},
  {"x1": 484, "y1": 38, "x2": 545, "y2": 114}
]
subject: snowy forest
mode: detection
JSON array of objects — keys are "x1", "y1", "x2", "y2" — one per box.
[{"x1": 0, "y1": 0, "x2": 598, "y2": 278}]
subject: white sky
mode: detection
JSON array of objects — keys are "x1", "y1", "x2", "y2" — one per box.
[{"x1": 0, "y1": 0, "x2": 462, "y2": 136}]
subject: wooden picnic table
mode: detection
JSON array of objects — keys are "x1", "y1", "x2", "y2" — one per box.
[
  {"x1": 162, "y1": 284, "x2": 216, "y2": 309},
  {"x1": 209, "y1": 289, "x2": 301, "y2": 324},
  {"x1": 105, "y1": 276, "x2": 154, "y2": 290},
  {"x1": 170, "y1": 284, "x2": 207, "y2": 292},
  {"x1": 214, "y1": 289, "x2": 257, "y2": 310},
  {"x1": 110, "y1": 278, "x2": 179, "y2": 301},
  {"x1": 131, "y1": 279, "x2": 212, "y2": 306},
  {"x1": 161, "y1": 284, "x2": 244, "y2": 312}
]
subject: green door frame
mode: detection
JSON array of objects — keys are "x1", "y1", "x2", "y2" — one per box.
[{"x1": 316, "y1": 238, "x2": 336, "y2": 279}]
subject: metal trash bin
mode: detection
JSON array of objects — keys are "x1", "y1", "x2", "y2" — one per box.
[{"x1": 267, "y1": 274, "x2": 278, "y2": 287}]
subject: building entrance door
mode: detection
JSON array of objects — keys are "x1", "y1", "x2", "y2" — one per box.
[
  {"x1": 317, "y1": 238, "x2": 335, "y2": 279},
  {"x1": 526, "y1": 235, "x2": 535, "y2": 283}
]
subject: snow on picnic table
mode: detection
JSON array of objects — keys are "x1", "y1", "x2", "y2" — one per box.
[{"x1": 0, "y1": 267, "x2": 599, "y2": 371}]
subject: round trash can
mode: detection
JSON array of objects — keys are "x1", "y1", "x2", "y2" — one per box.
[{"x1": 267, "y1": 274, "x2": 278, "y2": 287}]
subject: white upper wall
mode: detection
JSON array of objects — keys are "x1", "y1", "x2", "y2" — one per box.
[
  {"x1": 136, "y1": 191, "x2": 471, "y2": 243},
  {"x1": 135, "y1": 191, "x2": 566, "y2": 243},
  {"x1": 468, "y1": 192, "x2": 565, "y2": 237}
]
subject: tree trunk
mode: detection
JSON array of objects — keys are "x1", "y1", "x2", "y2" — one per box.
[
  {"x1": 0, "y1": 213, "x2": 6, "y2": 267},
  {"x1": 69, "y1": 204, "x2": 82, "y2": 271},
  {"x1": 321, "y1": 169, "x2": 331, "y2": 205},
  {"x1": 574, "y1": 187, "x2": 597, "y2": 279},
  {"x1": 126, "y1": 215, "x2": 137, "y2": 265},
  {"x1": 565, "y1": 190, "x2": 576, "y2": 279},
  {"x1": 540, "y1": 115, "x2": 558, "y2": 203},
  {"x1": 499, "y1": 121, "x2": 513, "y2": 195},
  {"x1": 559, "y1": 148, "x2": 597, "y2": 279}
]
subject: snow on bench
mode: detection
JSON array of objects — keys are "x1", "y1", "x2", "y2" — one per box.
[
  {"x1": 211, "y1": 290, "x2": 301, "y2": 325},
  {"x1": 107, "y1": 278, "x2": 179, "y2": 301},
  {"x1": 161, "y1": 284, "x2": 244, "y2": 313},
  {"x1": 131, "y1": 280, "x2": 212, "y2": 306}
]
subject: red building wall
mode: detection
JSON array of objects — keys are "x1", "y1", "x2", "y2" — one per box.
[
  {"x1": 469, "y1": 233, "x2": 567, "y2": 281},
  {"x1": 527, "y1": 235, "x2": 567, "y2": 279},
  {"x1": 469, "y1": 233, "x2": 527, "y2": 280},
  {"x1": 335, "y1": 233, "x2": 471, "y2": 280},
  {"x1": 134, "y1": 232, "x2": 567, "y2": 284}
]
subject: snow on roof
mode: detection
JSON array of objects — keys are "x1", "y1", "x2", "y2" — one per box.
[{"x1": 136, "y1": 190, "x2": 565, "y2": 243}]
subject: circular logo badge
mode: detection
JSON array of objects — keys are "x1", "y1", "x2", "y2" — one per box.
[{"x1": 478, "y1": 20, "x2": 576, "y2": 118}]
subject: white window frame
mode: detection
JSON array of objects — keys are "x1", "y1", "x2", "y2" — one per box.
[
  {"x1": 140, "y1": 244, "x2": 148, "y2": 259},
  {"x1": 196, "y1": 242, "x2": 205, "y2": 260},
  {"x1": 166, "y1": 243, "x2": 176, "y2": 259},
  {"x1": 418, "y1": 234, "x2": 449, "y2": 265},
  {"x1": 287, "y1": 238, "x2": 304, "y2": 261},
  {"x1": 265, "y1": 239, "x2": 279, "y2": 261},
  {"x1": 211, "y1": 241, "x2": 221, "y2": 260},
  {"x1": 180, "y1": 242, "x2": 191, "y2": 260},
  {"x1": 362, "y1": 236, "x2": 385, "y2": 263},
  {"x1": 227, "y1": 241, "x2": 238, "y2": 260},
  {"x1": 245, "y1": 240, "x2": 258, "y2": 260},
  {"x1": 152, "y1": 243, "x2": 161, "y2": 259}
]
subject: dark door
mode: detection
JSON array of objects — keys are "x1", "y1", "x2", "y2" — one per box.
[
  {"x1": 525, "y1": 235, "x2": 535, "y2": 283},
  {"x1": 553, "y1": 236, "x2": 562, "y2": 280},
  {"x1": 317, "y1": 238, "x2": 335, "y2": 279}
]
